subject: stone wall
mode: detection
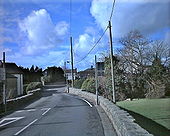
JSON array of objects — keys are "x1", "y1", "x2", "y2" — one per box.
[
  {"x1": 0, "y1": 88, "x2": 41, "y2": 114},
  {"x1": 68, "y1": 88, "x2": 153, "y2": 136}
]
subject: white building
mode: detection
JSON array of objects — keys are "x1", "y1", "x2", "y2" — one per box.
[{"x1": 65, "y1": 69, "x2": 77, "y2": 80}]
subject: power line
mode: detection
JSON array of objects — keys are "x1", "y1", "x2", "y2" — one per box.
[
  {"x1": 109, "y1": 0, "x2": 116, "y2": 21},
  {"x1": 73, "y1": 0, "x2": 116, "y2": 65},
  {"x1": 75, "y1": 26, "x2": 109, "y2": 64}
]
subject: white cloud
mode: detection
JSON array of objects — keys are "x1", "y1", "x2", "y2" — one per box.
[
  {"x1": 90, "y1": 0, "x2": 170, "y2": 38},
  {"x1": 19, "y1": 9, "x2": 68, "y2": 55},
  {"x1": 74, "y1": 33, "x2": 95, "y2": 54},
  {"x1": 8, "y1": 50, "x2": 68, "y2": 69},
  {"x1": 55, "y1": 21, "x2": 69, "y2": 36}
]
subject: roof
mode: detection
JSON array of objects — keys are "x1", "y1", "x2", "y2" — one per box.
[
  {"x1": 65, "y1": 69, "x2": 77, "y2": 73},
  {"x1": 78, "y1": 68, "x2": 95, "y2": 74},
  {"x1": 5, "y1": 63, "x2": 23, "y2": 74},
  {"x1": 7, "y1": 73, "x2": 17, "y2": 78}
]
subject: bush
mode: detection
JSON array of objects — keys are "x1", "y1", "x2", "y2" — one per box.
[
  {"x1": 23, "y1": 84, "x2": 29, "y2": 94},
  {"x1": 81, "y1": 78, "x2": 96, "y2": 94},
  {"x1": 74, "y1": 79, "x2": 85, "y2": 89},
  {"x1": 26, "y1": 82, "x2": 42, "y2": 93},
  {"x1": 165, "y1": 83, "x2": 170, "y2": 96},
  {"x1": 42, "y1": 76, "x2": 51, "y2": 83}
]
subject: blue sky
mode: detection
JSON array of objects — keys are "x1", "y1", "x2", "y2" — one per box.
[{"x1": 0, "y1": 0, "x2": 170, "y2": 71}]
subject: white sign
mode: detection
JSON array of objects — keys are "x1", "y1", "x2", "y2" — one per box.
[{"x1": 0, "y1": 68, "x2": 5, "y2": 81}]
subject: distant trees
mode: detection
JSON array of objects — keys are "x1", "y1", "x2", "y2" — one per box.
[
  {"x1": 44, "y1": 66, "x2": 65, "y2": 83},
  {"x1": 19, "y1": 65, "x2": 43, "y2": 84}
]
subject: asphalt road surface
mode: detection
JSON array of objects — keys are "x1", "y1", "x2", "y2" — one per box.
[{"x1": 0, "y1": 85, "x2": 104, "y2": 136}]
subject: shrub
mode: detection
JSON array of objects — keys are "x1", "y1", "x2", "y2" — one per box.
[
  {"x1": 26, "y1": 82, "x2": 42, "y2": 93},
  {"x1": 74, "y1": 79, "x2": 85, "y2": 89},
  {"x1": 23, "y1": 84, "x2": 29, "y2": 94},
  {"x1": 81, "y1": 78, "x2": 96, "y2": 94},
  {"x1": 42, "y1": 76, "x2": 51, "y2": 83},
  {"x1": 165, "y1": 83, "x2": 170, "y2": 96}
]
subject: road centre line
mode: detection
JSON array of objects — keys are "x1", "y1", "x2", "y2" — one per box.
[
  {"x1": 82, "y1": 99, "x2": 93, "y2": 108},
  {"x1": 14, "y1": 119, "x2": 38, "y2": 135},
  {"x1": 42, "y1": 108, "x2": 51, "y2": 116}
]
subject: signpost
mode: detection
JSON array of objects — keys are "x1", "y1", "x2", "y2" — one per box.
[
  {"x1": 0, "y1": 68, "x2": 5, "y2": 81},
  {"x1": 1, "y1": 52, "x2": 6, "y2": 112},
  {"x1": 95, "y1": 56, "x2": 105, "y2": 105},
  {"x1": 95, "y1": 56, "x2": 99, "y2": 105}
]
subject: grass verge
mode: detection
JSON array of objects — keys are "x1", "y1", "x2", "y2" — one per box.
[{"x1": 117, "y1": 98, "x2": 170, "y2": 130}]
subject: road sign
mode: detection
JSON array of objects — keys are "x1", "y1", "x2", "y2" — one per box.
[
  {"x1": 0, "y1": 68, "x2": 5, "y2": 81},
  {"x1": 96, "y1": 62, "x2": 104, "y2": 76}
]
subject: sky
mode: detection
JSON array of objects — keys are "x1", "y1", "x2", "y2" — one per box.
[{"x1": 0, "y1": 0, "x2": 170, "y2": 71}]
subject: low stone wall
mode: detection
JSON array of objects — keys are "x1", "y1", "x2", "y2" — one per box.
[
  {"x1": 69, "y1": 88, "x2": 153, "y2": 136},
  {"x1": 0, "y1": 88, "x2": 41, "y2": 114}
]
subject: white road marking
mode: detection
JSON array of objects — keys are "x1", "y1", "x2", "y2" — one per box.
[
  {"x1": 42, "y1": 108, "x2": 51, "y2": 116},
  {"x1": 82, "y1": 99, "x2": 93, "y2": 108},
  {"x1": 46, "y1": 88, "x2": 58, "y2": 91},
  {"x1": 27, "y1": 109, "x2": 36, "y2": 112},
  {"x1": 15, "y1": 110, "x2": 25, "y2": 113},
  {"x1": 14, "y1": 119, "x2": 38, "y2": 135},
  {"x1": 0, "y1": 117, "x2": 25, "y2": 127},
  {"x1": 41, "y1": 108, "x2": 49, "y2": 110},
  {"x1": 16, "y1": 109, "x2": 36, "y2": 113}
]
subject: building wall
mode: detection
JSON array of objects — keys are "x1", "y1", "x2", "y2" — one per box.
[
  {"x1": 6, "y1": 78, "x2": 17, "y2": 99},
  {"x1": 66, "y1": 73, "x2": 76, "y2": 80},
  {"x1": 13, "y1": 74, "x2": 23, "y2": 96}
]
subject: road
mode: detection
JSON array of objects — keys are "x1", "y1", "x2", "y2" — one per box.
[{"x1": 0, "y1": 84, "x2": 104, "y2": 136}]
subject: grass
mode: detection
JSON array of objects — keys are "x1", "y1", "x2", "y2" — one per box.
[{"x1": 117, "y1": 98, "x2": 170, "y2": 130}]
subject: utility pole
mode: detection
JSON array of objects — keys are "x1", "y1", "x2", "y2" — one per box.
[
  {"x1": 64, "y1": 62, "x2": 69, "y2": 93},
  {"x1": 70, "y1": 37, "x2": 74, "y2": 88},
  {"x1": 3, "y1": 52, "x2": 6, "y2": 112},
  {"x1": 95, "y1": 55, "x2": 99, "y2": 105},
  {"x1": 108, "y1": 21, "x2": 116, "y2": 103}
]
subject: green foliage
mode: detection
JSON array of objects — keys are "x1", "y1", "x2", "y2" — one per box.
[
  {"x1": 81, "y1": 78, "x2": 91, "y2": 90},
  {"x1": 81, "y1": 78, "x2": 96, "y2": 94},
  {"x1": 148, "y1": 56, "x2": 166, "y2": 81},
  {"x1": 19, "y1": 65, "x2": 43, "y2": 84},
  {"x1": 23, "y1": 84, "x2": 29, "y2": 94},
  {"x1": 103, "y1": 56, "x2": 127, "y2": 101},
  {"x1": 145, "y1": 56, "x2": 167, "y2": 98},
  {"x1": 74, "y1": 79, "x2": 85, "y2": 89},
  {"x1": 45, "y1": 66, "x2": 64, "y2": 82},
  {"x1": 42, "y1": 76, "x2": 51, "y2": 83},
  {"x1": 26, "y1": 82, "x2": 42, "y2": 93},
  {"x1": 165, "y1": 83, "x2": 170, "y2": 96}
]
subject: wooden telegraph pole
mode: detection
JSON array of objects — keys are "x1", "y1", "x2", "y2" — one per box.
[
  {"x1": 70, "y1": 37, "x2": 74, "y2": 88},
  {"x1": 64, "y1": 61, "x2": 69, "y2": 93},
  {"x1": 3, "y1": 52, "x2": 6, "y2": 112},
  {"x1": 108, "y1": 21, "x2": 116, "y2": 103}
]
